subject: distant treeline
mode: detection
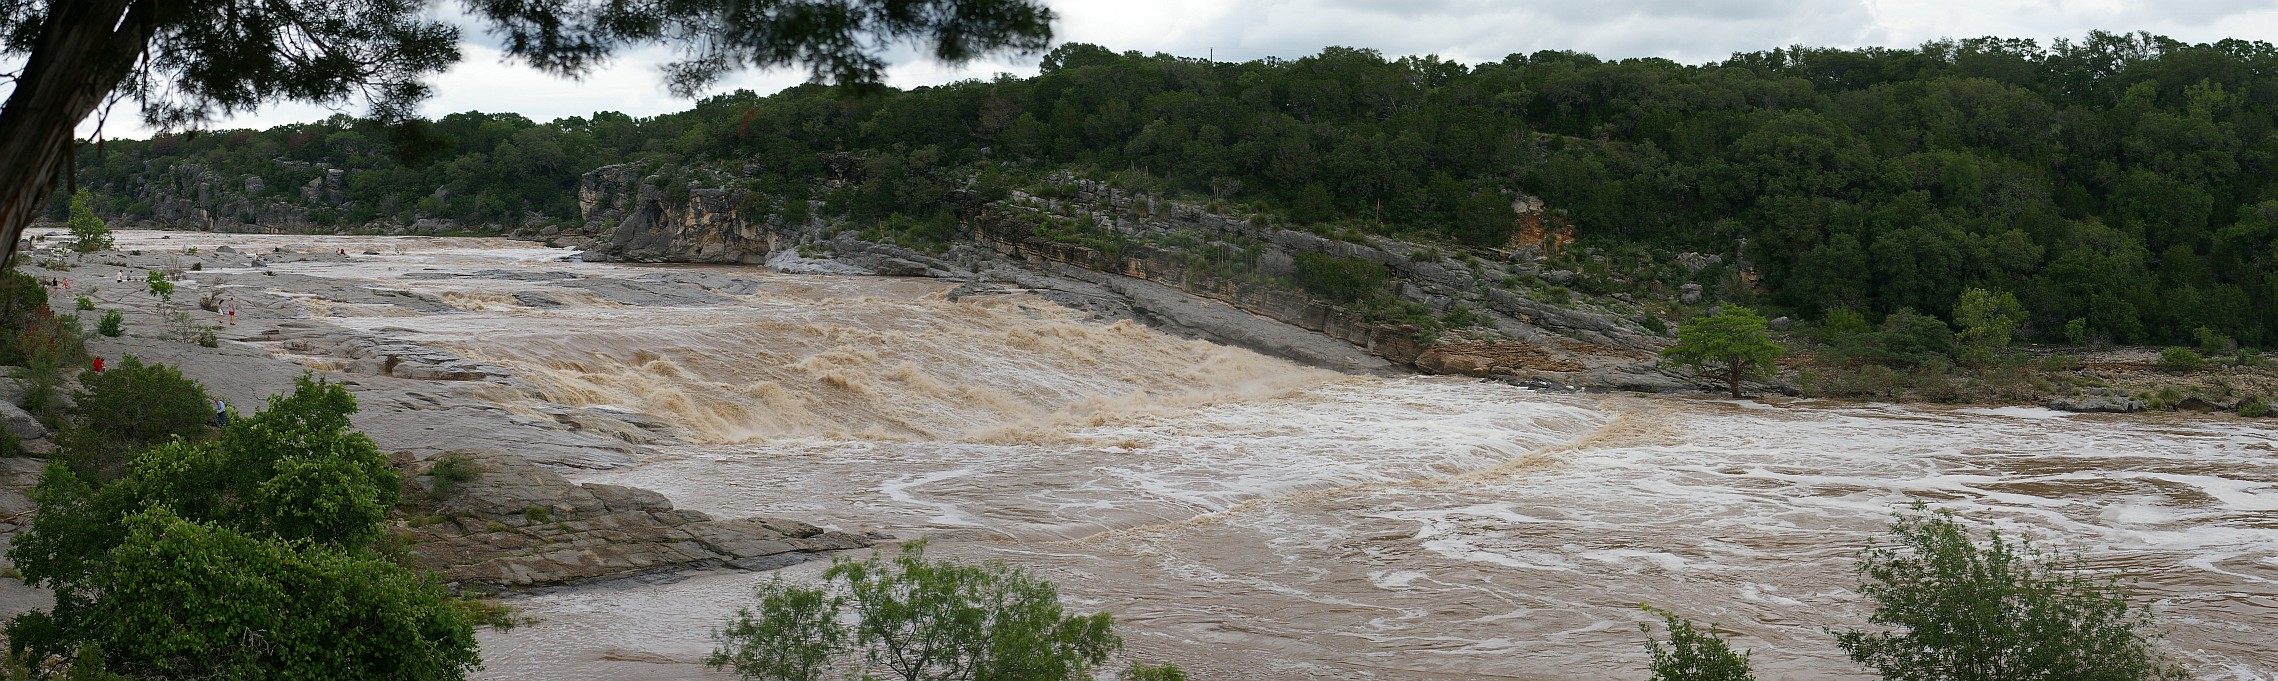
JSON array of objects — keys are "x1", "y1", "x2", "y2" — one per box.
[{"x1": 67, "y1": 31, "x2": 2278, "y2": 345}]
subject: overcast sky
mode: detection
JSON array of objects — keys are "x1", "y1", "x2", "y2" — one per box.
[{"x1": 83, "y1": 0, "x2": 2278, "y2": 140}]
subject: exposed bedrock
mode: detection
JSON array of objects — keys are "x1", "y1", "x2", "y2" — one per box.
[{"x1": 398, "y1": 451, "x2": 876, "y2": 590}]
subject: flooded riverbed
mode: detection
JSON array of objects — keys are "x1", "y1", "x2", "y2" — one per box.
[{"x1": 98, "y1": 232, "x2": 2277, "y2": 680}]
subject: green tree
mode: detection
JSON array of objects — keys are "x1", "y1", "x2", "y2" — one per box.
[
  {"x1": 1663, "y1": 306, "x2": 1784, "y2": 398},
  {"x1": 58, "y1": 354, "x2": 211, "y2": 481},
  {"x1": 0, "y1": 0, "x2": 1055, "y2": 271},
  {"x1": 2157, "y1": 347, "x2": 2205, "y2": 373},
  {"x1": 1835, "y1": 505, "x2": 2185, "y2": 681},
  {"x1": 1953, "y1": 288, "x2": 2026, "y2": 366},
  {"x1": 6, "y1": 374, "x2": 470, "y2": 678},
  {"x1": 709, "y1": 541, "x2": 1167, "y2": 681},
  {"x1": 1640, "y1": 605, "x2": 1755, "y2": 681},
  {"x1": 93, "y1": 309, "x2": 120, "y2": 337},
  {"x1": 64, "y1": 190, "x2": 110, "y2": 253},
  {"x1": 143, "y1": 270, "x2": 171, "y2": 308}
]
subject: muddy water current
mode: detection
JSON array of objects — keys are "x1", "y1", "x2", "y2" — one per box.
[{"x1": 118, "y1": 233, "x2": 2275, "y2": 679}]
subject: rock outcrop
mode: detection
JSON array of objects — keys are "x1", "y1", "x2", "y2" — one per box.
[
  {"x1": 399, "y1": 451, "x2": 874, "y2": 589},
  {"x1": 578, "y1": 164, "x2": 788, "y2": 263},
  {"x1": 573, "y1": 165, "x2": 1684, "y2": 389},
  {"x1": 2046, "y1": 387, "x2": 2146, "y2": 413}
]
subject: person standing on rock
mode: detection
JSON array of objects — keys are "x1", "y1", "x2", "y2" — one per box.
[{"x1": 214, "y1": 400, "x2": 228, "y2": 427}]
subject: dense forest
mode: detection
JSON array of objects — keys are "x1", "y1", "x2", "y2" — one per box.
[{"x1": 63, "y1": 31, "x2": 2278, "y2": 346}]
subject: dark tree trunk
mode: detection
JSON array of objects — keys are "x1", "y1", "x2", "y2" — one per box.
[
  {"x1": 1726, "y1": 361, "x2": 1743, "y2": 398},
  {"x1": 0, "y1": 0, "x2": 156, "y2": 270}
]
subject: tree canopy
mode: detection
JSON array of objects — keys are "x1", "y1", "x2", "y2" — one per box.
[
  {"x1": 0, "y1": 0, "x2": 1055, "y2": 270},
  {"x1": 1664, "y1": 306, "x2": 1784, "y2": 397},
  {"x1": 709, "y1": 540, "x2": 1142, "y2": 681},
  {"x1": 62, "y1": 32, "x2": 2278, "y2": 346},
  {"x1": 7, "y1": 373, "x2": 475, "y2": 678},
  {"x1": 1835, "y1": 505, "x2": 2185, "y2": 681}
]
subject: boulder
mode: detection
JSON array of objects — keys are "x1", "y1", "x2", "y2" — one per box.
[
  {"x1": 0, "y1": 402, "x2": 47, "y2": 441},
  {"x1": 1675, "y1": 252, "x2": 1722, "y2": 272},
  {"x1": 1679, "y1": 283, "x2": 1704, "y2": 305}
]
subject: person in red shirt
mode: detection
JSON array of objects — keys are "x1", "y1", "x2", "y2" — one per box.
[{"x1": 91, "y1": 357, "x2": 103, "y2": 373}]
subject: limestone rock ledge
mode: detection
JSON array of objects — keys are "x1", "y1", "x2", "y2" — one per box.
[{"x1": 397, "y1": 450, "x2": 873, "y2": 590}]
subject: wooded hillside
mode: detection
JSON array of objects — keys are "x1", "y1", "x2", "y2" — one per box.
[{"x1": 63, "y1": 31, "x2": 2278, "y2": 346}]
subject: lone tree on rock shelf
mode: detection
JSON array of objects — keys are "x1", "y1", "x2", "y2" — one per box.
[
  {"x1": 0, "y1": 0, "x2": 1055, "y2": 269},
  {"x1": 64, "y1": 189, "x2": 110, "y2": 253},
  {"x1": 1663, "y1": 306, "x2": 1783, "y2": 398}
]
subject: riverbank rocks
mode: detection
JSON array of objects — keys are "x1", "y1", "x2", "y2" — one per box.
[
  {"x1": 2046, "y1": 387, "x2": 2145, "y2": 413},
  {"x1": 398, "y1": 451, "x2": 875, "y2": 590},
  {"x1": 0, "y1": 402, "x2": 46, "y2": 442}
]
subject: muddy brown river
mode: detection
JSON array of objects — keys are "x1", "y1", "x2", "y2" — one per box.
[{"x1": 99, "y1": 232, "x2": 2278, "y2": 679}]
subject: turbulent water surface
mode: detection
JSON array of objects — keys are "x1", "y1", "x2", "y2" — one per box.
[{"x1": 119, "y1": 233, "x2": 2276, "y2": 679}]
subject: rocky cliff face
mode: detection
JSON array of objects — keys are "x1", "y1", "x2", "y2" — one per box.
[
  {"x1": 577, "y1": 164, "x2": 782, "y2": 263},
  {"x1": 107, "y1": 160, "x2": 341, "y2": 232},
  {"x1": 574, "y1": 165, "x2": 1685, "y2": 389},
  {"x1": 76, "y1": 158, "x2": 498, "y2": 236}
]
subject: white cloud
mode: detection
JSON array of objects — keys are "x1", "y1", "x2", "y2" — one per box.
[{"x1": 79, "y1": 0, "x2": 2278, "y2": 140}]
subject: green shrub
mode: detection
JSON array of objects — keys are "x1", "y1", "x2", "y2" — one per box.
[
  {"x1": 2193, "y1": 327, "x2": 2233, "y2": 355},
  {"x1": 1638, "y1": 314, "x2": 1668, "y2": 335},
  {"x1": 2158, "y1": 347, "x2": 2205, "y2": 373},
  {"x1": 1291, "y1": 252, "x2": 1387, "y2": 304},
  {"x1": 1816, "y1": 306, "x2": 1873, "y2": 340},
  {"x1": 2064, "y1": 318, "x2": 2091, "y2": 346},
  {"x1": 1837, "y1": 505, "x2": 2185, "y2": 681},
  {"x1": 524, "y1": 505, "x2": 552, "y2": 524},
  {"x1": 427, "y1": 453, "x2": 479, "y2": 498},
  {"x1": 2237, "y1": 398, "x2": 2270, "y2": 418},
  {"x1": 195, "y1": 328, "x2": 218, "y2": 348},
  {"x1": 95, "y1": 310, "x2": 122, "y2": 337},
  {"x1": 1954, "y1": 289, "x2": 2025, "y2": 366},
  {"x1": 1640, "y1": 605, "x2": 1754, "y2": 681},
  {"x1": 5, "y1": 375, "x2": 478, "y2": 678},
  {"x1": 74, "y1": 295, "x2": 94, "y2": 311},
  {"x1": 60, "y1": 355, "x2": 213, "y2": 481},
  {"x1": 708, "y1": 540, "x2": 1156, "y2": 681},
  {"x1": 1440, "y1": 305, "x2": 1480, "y2": 329},
  {"x1": 0, "y1": 270, "x2": 50, "y2": 326},
  {"x1": 1862, "y1": 309, "x2": 1956, "y2": 368}
]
